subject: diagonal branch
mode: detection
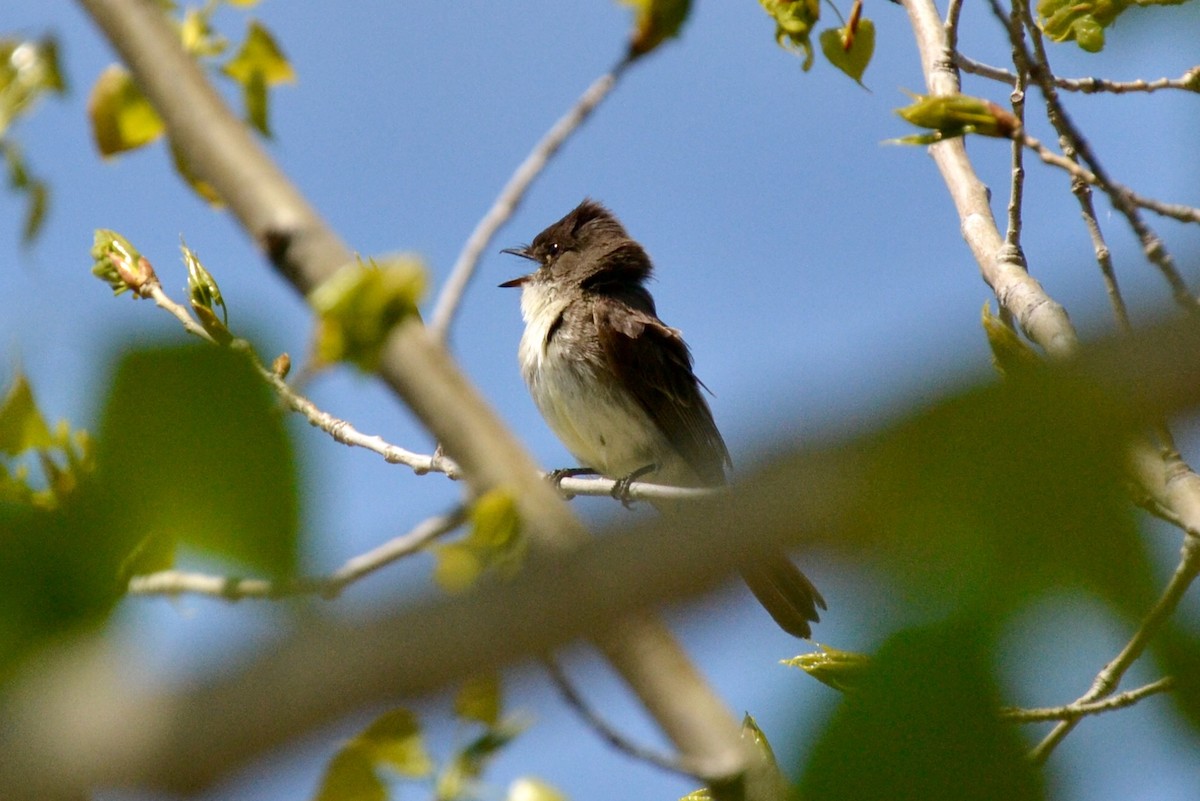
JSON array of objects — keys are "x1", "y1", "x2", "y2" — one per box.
[{"x1": 429, "y1": 65, "x2": 627, "y2": 341}]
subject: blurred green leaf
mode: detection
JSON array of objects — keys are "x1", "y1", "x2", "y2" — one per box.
[
  {"x1": 437, "y1": 720, "x2": 525, "y2": 801},
  {"x1": 314, "y1": 745, "x2": 386, "y2": 801},
  {"x1": 434, "y1": 489, "x2": 525, "y2": 593},
  {"x1": 0, "y1": 373, "x2": 53, "y2": 456},
  {"x1": 819, "y1": 17, "x2": 874, "y2": 87},
  {"x1": 759, "y1": 0, "x2": 820, "y2": 70},
  {"x1": 97, "y1": 343, "x2": 300, "y2": 581},
  {"x1": 0, "y1": 35, "x2": 67, "y2": 136},
  {"x1": 222, "y1": 20, "x2": 295, "y2": 86},
  {"x1": 87, "y1": 64, "x2": 166, "y2": 157},
  {"x1": 170, "y1": 135, "x2": 224, "y2": 206},
  {"x1": 356, "y1": 708, "x2": 435, "y2": 778},
  {"x1": 799, "y1": 622, "x2": 1044, "y2": 801},
  {"x1": 853, "y1": 371, "x2": 1152, "y2": 619},
  {"x1": 310, "y1": 256, "x2": 427, "y2": 372},
  {"x1": 455, "y1": 673, "x2": 503, "y2": 727}
]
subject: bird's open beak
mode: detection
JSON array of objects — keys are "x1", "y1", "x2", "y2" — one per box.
[{"x1": 499, "y1": 245, "x2": 536, "y2": 287}]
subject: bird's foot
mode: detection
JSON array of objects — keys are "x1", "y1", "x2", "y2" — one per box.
[
  {"x1": 611, "y1": 463, "x2": 657, "y2": 509},
  {"x1": 546, "y1": 467, "x2": 598, "y2": 499}
]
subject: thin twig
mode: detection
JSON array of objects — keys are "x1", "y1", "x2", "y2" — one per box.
[
  {"x1": 127, "y1": 508, "x2": 467, "y2": 600},
  {"x1": 992, "y1": 0, "x2": 1198, "y2": 310},
  {"x1": 1030, "y1": 536, "x2": 1200, "y2": 763},
  {"x1": 1002, "y1": 1, "x2": 1027, "y2": 254},
  {"x1": 1001, "y1": 676, "x2": 1175, "y2": 723},
  {"x1": 429, "y1": 64, "x2": 627, "y2": 341},
  {"x1": 1021, "y1": 131, "x2": 1200, "y2": 226},
  {"x1": 944, "y1": 0, "x2": 965, "y2": 51},
  {"x1": 956, "y1": 55, "x2": 1200, "y2": 95},
  {"x1": 544, "y1": 657, "x2": 701, "y2": 779}
]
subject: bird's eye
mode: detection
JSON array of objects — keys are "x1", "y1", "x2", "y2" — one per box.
[{"x1": 546, "y1": 241, "x2": 561, "y2": 257}]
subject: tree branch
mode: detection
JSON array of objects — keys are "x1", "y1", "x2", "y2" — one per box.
[
  {"x1": 75, "y1": 0, "x2": 761, "y2": 796},
  {"x1": 1001, "y1": 676, "x2": 1175, "y2": 723},
  {"x1": 429, "y1": 65, "x2": 626, "y2": 341}
]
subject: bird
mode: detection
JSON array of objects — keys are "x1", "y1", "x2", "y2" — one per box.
[{"x1": 500, "y1": 199, "x2": 824, "y2": 637}]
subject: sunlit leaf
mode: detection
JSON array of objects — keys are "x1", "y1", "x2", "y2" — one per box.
[
  {"x1": 87, "y1": 64, "x2": 166, "y2": 157},
  {"x1": 892, "y1": 91, "x2": 1019, "y2": 144},
  {"x1": 222, "y1": 20, "x2": 295, "y2": 86},
  {"x1": 758, "y1": 0, "x2": 820, "y2": 70},
  {"x1": 783, "y1": 645, "x2": 870, "y2": 692},
  {"x1": 982, "y1": 301, "x2": 1040, "y2": 377},
  {"x1": 91, "y1": 228, "x2": 158, "y2": 296},
  {"x1": 819, "y1": 17, "x2": 874, "y2": 87},
  {"x1": 310, "y1": 256, "x2": 427, "y2": 372},
  {"x1": 182, "y1": 240, "x2": 232, "y2": 344}
]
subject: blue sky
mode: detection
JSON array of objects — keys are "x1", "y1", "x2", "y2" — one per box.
[{"x1": 4, "y1": 1, "x2": 1200, "y2": 800}]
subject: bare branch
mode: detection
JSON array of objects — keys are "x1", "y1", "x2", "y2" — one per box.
[
  {"x1": 1031, "y1": 536, "x2": 1200, "y2": 762},
  {"x1": 127, "y1": 508, "x2": 466, "y2": 600},
  {"x1": 545, "y1": 658, "x2": 700, "y2": 779},
  {"x1": 956, "y1": 55, "x2": 1200, "y2": 95},
  {"x1": 991, "y1": 0, "x2": 1197, "y2": 310},
  {"x1": 429, "y1": 66, "x2": 626, "y2": 341},
  {"x1": 1002, "y1": 676, "x2": 1175, "y2": 723}
]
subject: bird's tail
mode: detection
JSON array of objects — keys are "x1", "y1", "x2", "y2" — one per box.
[{"x1": 739, "y1": 550, "x2": 826, "y2": 639}]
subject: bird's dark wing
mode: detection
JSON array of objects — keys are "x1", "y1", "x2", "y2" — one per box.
[{"x1": 593, "y1": 295, "x2": 731, "y2": 486}]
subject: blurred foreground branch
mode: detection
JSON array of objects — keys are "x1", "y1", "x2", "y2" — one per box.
[{"x1": 3, "y1": 314, "x2": 1200, "y2": 799}]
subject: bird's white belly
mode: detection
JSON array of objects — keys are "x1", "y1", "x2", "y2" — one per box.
[{"x1": 517, "y1": 305, "x2": 662, "y2": 478}]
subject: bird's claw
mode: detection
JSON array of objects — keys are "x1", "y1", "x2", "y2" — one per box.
[
  {"x1": 546, "y1": 467, "x2": 597, "y2": 499},
  {"x1": 610, "y1": 463, "x2": 657, "y2": 509}
]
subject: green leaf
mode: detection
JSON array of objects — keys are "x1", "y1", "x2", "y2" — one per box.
[
  {"x1": 0, "y1": 373, "x2": 53, "y2": 456},
  {"x1": 243, "y1": 67, "x2": 270, "y2": 137},
  {"x1": 0, "y1": 35, "x2": 67, "y2": 136},
  {"x1": 222, "y1": 20, "x2": 296, "y2": 86},
  {"x1": 97, "y1": 343, "x2": 300, "y2": 580},
  {"x1": 819, "y1": 17, "x2": 875, "y2": 87},
  {"x1": 981, "y1": 301, "x2": 1040, "y2": 377},
  {"x1": 799, "y1": 622, "x2": 1044, "y2": 801},
  {"x1": 437, "y1": 721, "x2": 525, "y2": 801},
  {"x1": 356, "y1": 708, "x2": 435, "y2": 778},
  {"x1": 91, "y1": 229, "x2": 158, "y2": 296},
  {"x1": 619, "y1": 0, "x2": 693, "y2": 59},
  {"x1": 783, "y1": 645, "x2": 870, "y2": 692},
  {"x1": 433, "y1": 489, "x2": 525, "y2": 593},
  {"x1": 87, "y1": 65, "x2": 166, "y2": 157},
  {"x1": 507, "y1": 777, "x2": 568, "y2": 801},
  {"x1": 740, "y1": 713, "x2": 777, "y2": 769},
  {"x1": 759, "y1": 0, "x2": 820, "y2": 70},
  {"x1": 314, "y1": 745, "x2": 387, "y2": 801},
  {"x1": 892, "y1": 91, "x2": 1019, "y2": 144},
  {"x1": 169, "y1": 136, "x2": 224, "y2": 206},
  {"x1": 455, "y1": 673, "x2": 503, "y2": 727},
  {"x1": 310, "y1": 256, "x2": 427, "y2": 372},
  {"x1": 1036, "y1": 0, "x2": 1128, "y2": 52},
  {"x1": 182, "y1": 240, "x2": 232, "y2": 344}
]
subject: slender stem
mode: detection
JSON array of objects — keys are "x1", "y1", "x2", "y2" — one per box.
[
  {"x1": 1030, "y1": 536, "x2": 1200, "y2": 763},
  {"x1": 429, "y1": 65, "x2": 626, "y2": 341},
  {"x1": 956, "y1": 55, "x2": 1200, "y2": 95},
  {"x1": 1001, "y1": 676, "x2": 1175, "y2": 723},
  {"x1": 544, "y1": 658, "x2": 700, "y2": 779},
  {"x1": 127, "y1": 508, "x2": 466, "y2": 599}
]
